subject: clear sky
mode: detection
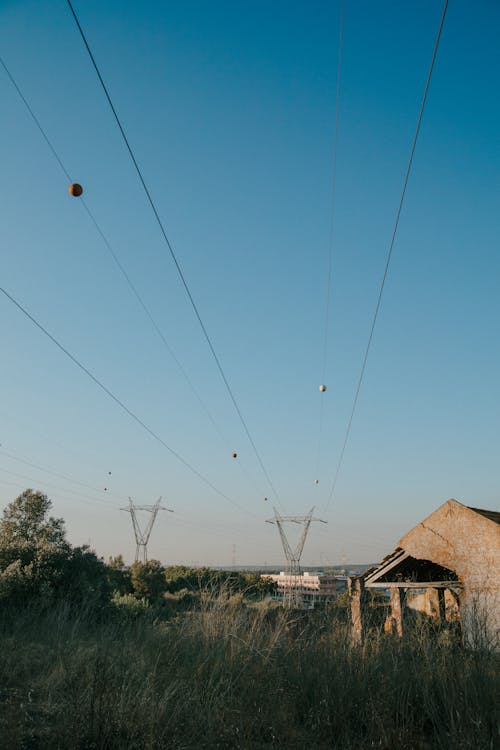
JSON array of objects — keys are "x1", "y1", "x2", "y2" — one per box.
[{"x1": 0, "y1": 0, "x2": 498, "y2": 567}]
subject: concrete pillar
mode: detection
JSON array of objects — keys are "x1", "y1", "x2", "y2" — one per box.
[
  {"x1": 390, "y1": 587, "x2": 404, "y2": 637},
  {"x1": 348, "y1": 576, "x2": 367, "y2": 645}
]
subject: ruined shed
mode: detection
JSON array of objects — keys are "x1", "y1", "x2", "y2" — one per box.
[{"x1": 349, "y1": 499, "x2": 500, "y2": 647}]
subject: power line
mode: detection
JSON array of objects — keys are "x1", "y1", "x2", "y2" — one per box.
[
  {"x1": 0, "y1": 284, "x2": 260, "y2": 520},
  {"x1": 0, "y1": 56, "x2": 71, "y2": 181},
  {"x1": 0, "y1": 439, "x2": 266, "y2": 543},
  {"x1": 324, "y1": 0, "x2": 449, "y2": 511},
  {"x1": 0, "y1": 405, "x2": 119, "y2": 479},
  {"x1": 0, "y1": 447, "x2": 126, "y2": 503},
  {"x1": 0, "y1": 466, "x2": 117, "y2": 509},
  {"x1": 171, "y1": 509, "x2": 268, "y2": 541},
  {"x1": 0, "y1": 453, "x2": 268, "y2": 546},
  {"x1": 0, "y1": 54, "x2": 268, "y2": 506},
  {"x1": 65, "y1": 0, "x2": 281, "y2": 505},
  {"x1": 0, "y1": 474, "x2": 279, "y2": 554},
  {"x1": 315, "y1": 0, "x2": 345, "y2": 483}
]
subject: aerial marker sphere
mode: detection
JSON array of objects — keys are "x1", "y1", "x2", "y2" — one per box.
[
  {"x1": 69, "y1": 183, "x2": 83, "y2": 197},
  {"x1": 232, "y1": 452, "x2": 237, "y2": 459},
  {"x1": 319, "y1": 384, "x2": 327, "y2": 392},
  {"x1": 314, "y1": 479, "x2": 319, "y2": 484}
]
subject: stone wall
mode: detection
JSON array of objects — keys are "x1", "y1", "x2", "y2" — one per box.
[{"x1": 399, "y1": 500, "x2": 499, "y2": 647}]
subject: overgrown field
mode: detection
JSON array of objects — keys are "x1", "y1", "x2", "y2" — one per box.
[{"x1": 0, "y1": 594, "x2": 497, "y2": 750}]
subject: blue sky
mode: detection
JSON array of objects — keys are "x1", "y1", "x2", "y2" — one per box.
[{"x1": 0, "y1": 0, "x2": 498, "y2": 566}]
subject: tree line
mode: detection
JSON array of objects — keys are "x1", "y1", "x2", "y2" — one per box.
[{"x1": 0, "y1": 489, "x2": 273, "y2": 610}]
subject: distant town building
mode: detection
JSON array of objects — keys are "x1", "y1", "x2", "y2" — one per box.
[
  {"x1": 262, "y1": 571, "x2": 345, "y2": 609},
  {"x1": 348, "y1": 499, "x2": 500, "y2": 648}
]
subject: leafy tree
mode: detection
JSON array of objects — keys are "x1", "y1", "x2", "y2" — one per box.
[
  {"x1": 0, "y1": 489, "x2": 70, "y2": 601},
  {"x1": 0, "y1": 488, "x2": 110, "y2": 607},
  {"x1": 106, "y1": 554, "x2": 132, "y2": 595},
  {"x1": 241, "y1": 571, "x2": 277, "y2": 597},
  {"x1": 164, "y1": 565, "x2": 205, "y2": 593},
  {"x1": 55, "y1": 545, "x2": 111, "y2": 607},
  {"x1": 130, "y1": 560, "x2": 165, "y2": 603},
  {"x1": 0, "y1": 489, "x2": 68, "y2": 563},
  {"x1": 108, "y1": 554, "x2": 126, "y2": 569}
]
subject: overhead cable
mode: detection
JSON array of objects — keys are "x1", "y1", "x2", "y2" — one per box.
[
  {"x1": 0, "y1": 53, "x2": 268, "y2": 504},
  {"x1": 0, "y1": 466, "x2": 117, "y2": 509},
  {"x1": 0, "y1": 404, "x2": 120, "y2": 479},
  {"x1": 0, "y1": 285, "x2": 260, "y2": 519},
  {"x1": 0, "y1": 450, "x2": 266, "y2": 544},
  {"x1": 324, "y1": 0, "x2": 449, "y2": 511},
  {"x1": 65, "y1": 0, "x2": 281, "y2": 505},
  {"x1": 0, "y1": 447, "x2": 126, "y2": 503}
]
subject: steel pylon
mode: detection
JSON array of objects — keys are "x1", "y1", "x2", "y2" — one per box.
[
  {"x1": 266, "y1": 506, "x2": 326, "y2": 607},
  {"x1": 121, "y1": 497, "x2": 172, "y2": 562}
]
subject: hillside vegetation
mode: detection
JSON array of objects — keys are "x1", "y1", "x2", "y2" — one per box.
[{"x1": 0, "y1": 490, "x2": 497, "y2": 749}]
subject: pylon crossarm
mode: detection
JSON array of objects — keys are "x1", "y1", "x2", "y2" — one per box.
[{"x1": 121, "y1": 496, "x2": 171, "y2": 562}]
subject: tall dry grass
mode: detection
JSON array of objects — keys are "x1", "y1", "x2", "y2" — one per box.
[{"x1": 0, "y1": 592, "x2": 497, "y2": 749}]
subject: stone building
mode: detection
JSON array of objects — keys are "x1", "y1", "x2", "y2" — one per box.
[{"x1": 349, "y1": 499, "x2": 499, "y2": 647}]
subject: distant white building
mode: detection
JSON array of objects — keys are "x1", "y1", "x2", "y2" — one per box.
[{"x1": 262, "y1": 571, "x2": 344, "y2": 609}]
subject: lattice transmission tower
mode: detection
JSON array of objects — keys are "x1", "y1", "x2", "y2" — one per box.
[
  {"x1": 266, "y1": 506, "x2": 326, "y2": 607},
  {"x1": 121, "y1": 497, "x2": 172, "y2": 563}
]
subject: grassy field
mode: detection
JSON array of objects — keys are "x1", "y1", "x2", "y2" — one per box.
[{"x1": 0, "y1": 593, "x2": 498, "y2": 750}]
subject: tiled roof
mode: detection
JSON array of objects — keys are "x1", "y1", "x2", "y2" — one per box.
[{"x1": 468, "y1": 506, "x2": 500, "y2": 525}]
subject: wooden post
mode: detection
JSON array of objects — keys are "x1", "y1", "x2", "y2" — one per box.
[
  {"x1": 348, "y1": 576, "x2": 367, "y2": 645},
  {"x1": 390, "y1": 587, "x2": 404, "y2": 637},
  {"x1": 437, "y1": 588, "x2": 446, "y2": 621}
]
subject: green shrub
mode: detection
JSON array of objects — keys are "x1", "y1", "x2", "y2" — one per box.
[{"x1": 112, "y1": 591, "x2": 150, "y2": 617}]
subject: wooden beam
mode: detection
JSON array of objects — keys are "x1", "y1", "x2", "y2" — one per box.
[
  {"x1": 364, "y1": 550, "x2": 408, "y2": 585},
  {"x1": 365, "y1": 581, "x2": 460, "y2": 589}
]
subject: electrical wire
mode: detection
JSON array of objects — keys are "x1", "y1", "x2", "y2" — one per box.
[
  {"x1": 65, "y1": 0, "x2": 281, "y2": 505},
  {"x1": 0, "y1": 470, "x2": 270, "y2": 566},
  {"x1": 169, "y1": 512, "x2": 267, "y2": 546},
  {"x1": 0, "y1": 447, "x2": 126, "y2": 503},
  {"x1": 0, "y1": 415, "x2": 271, "y2": 544},
  {"x1": 324, "y1": 0, "x2": 449, "y2": 511},
  {"x1": 0, "y1": 448, "x2": 390, "y2": 560},
  {"x1": 0, "y1": 466, "x2": 117, "y2": 509},
  {"x1": 0, "y1": 284, "x2": 261, "y2": 519},
  {"x1": 314, "y1": 0, "x2": 345, "y2": 484},
  {"x1": 0, "y1": 53, "x2": 268, "y2": 505},
  {"x1": 0, "y1": 470, "x2": 380, "y2": 560},
  {"x1": 0, "y1": 405, "x2": 119, "y2": 480},
  {"x1": 0, "y1": 447, "x2": 269, "y2": 546}
]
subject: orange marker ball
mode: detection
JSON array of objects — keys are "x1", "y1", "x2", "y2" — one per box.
[{"x1": 69, "y1": 183, "x2": 83, "y2": 197}]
